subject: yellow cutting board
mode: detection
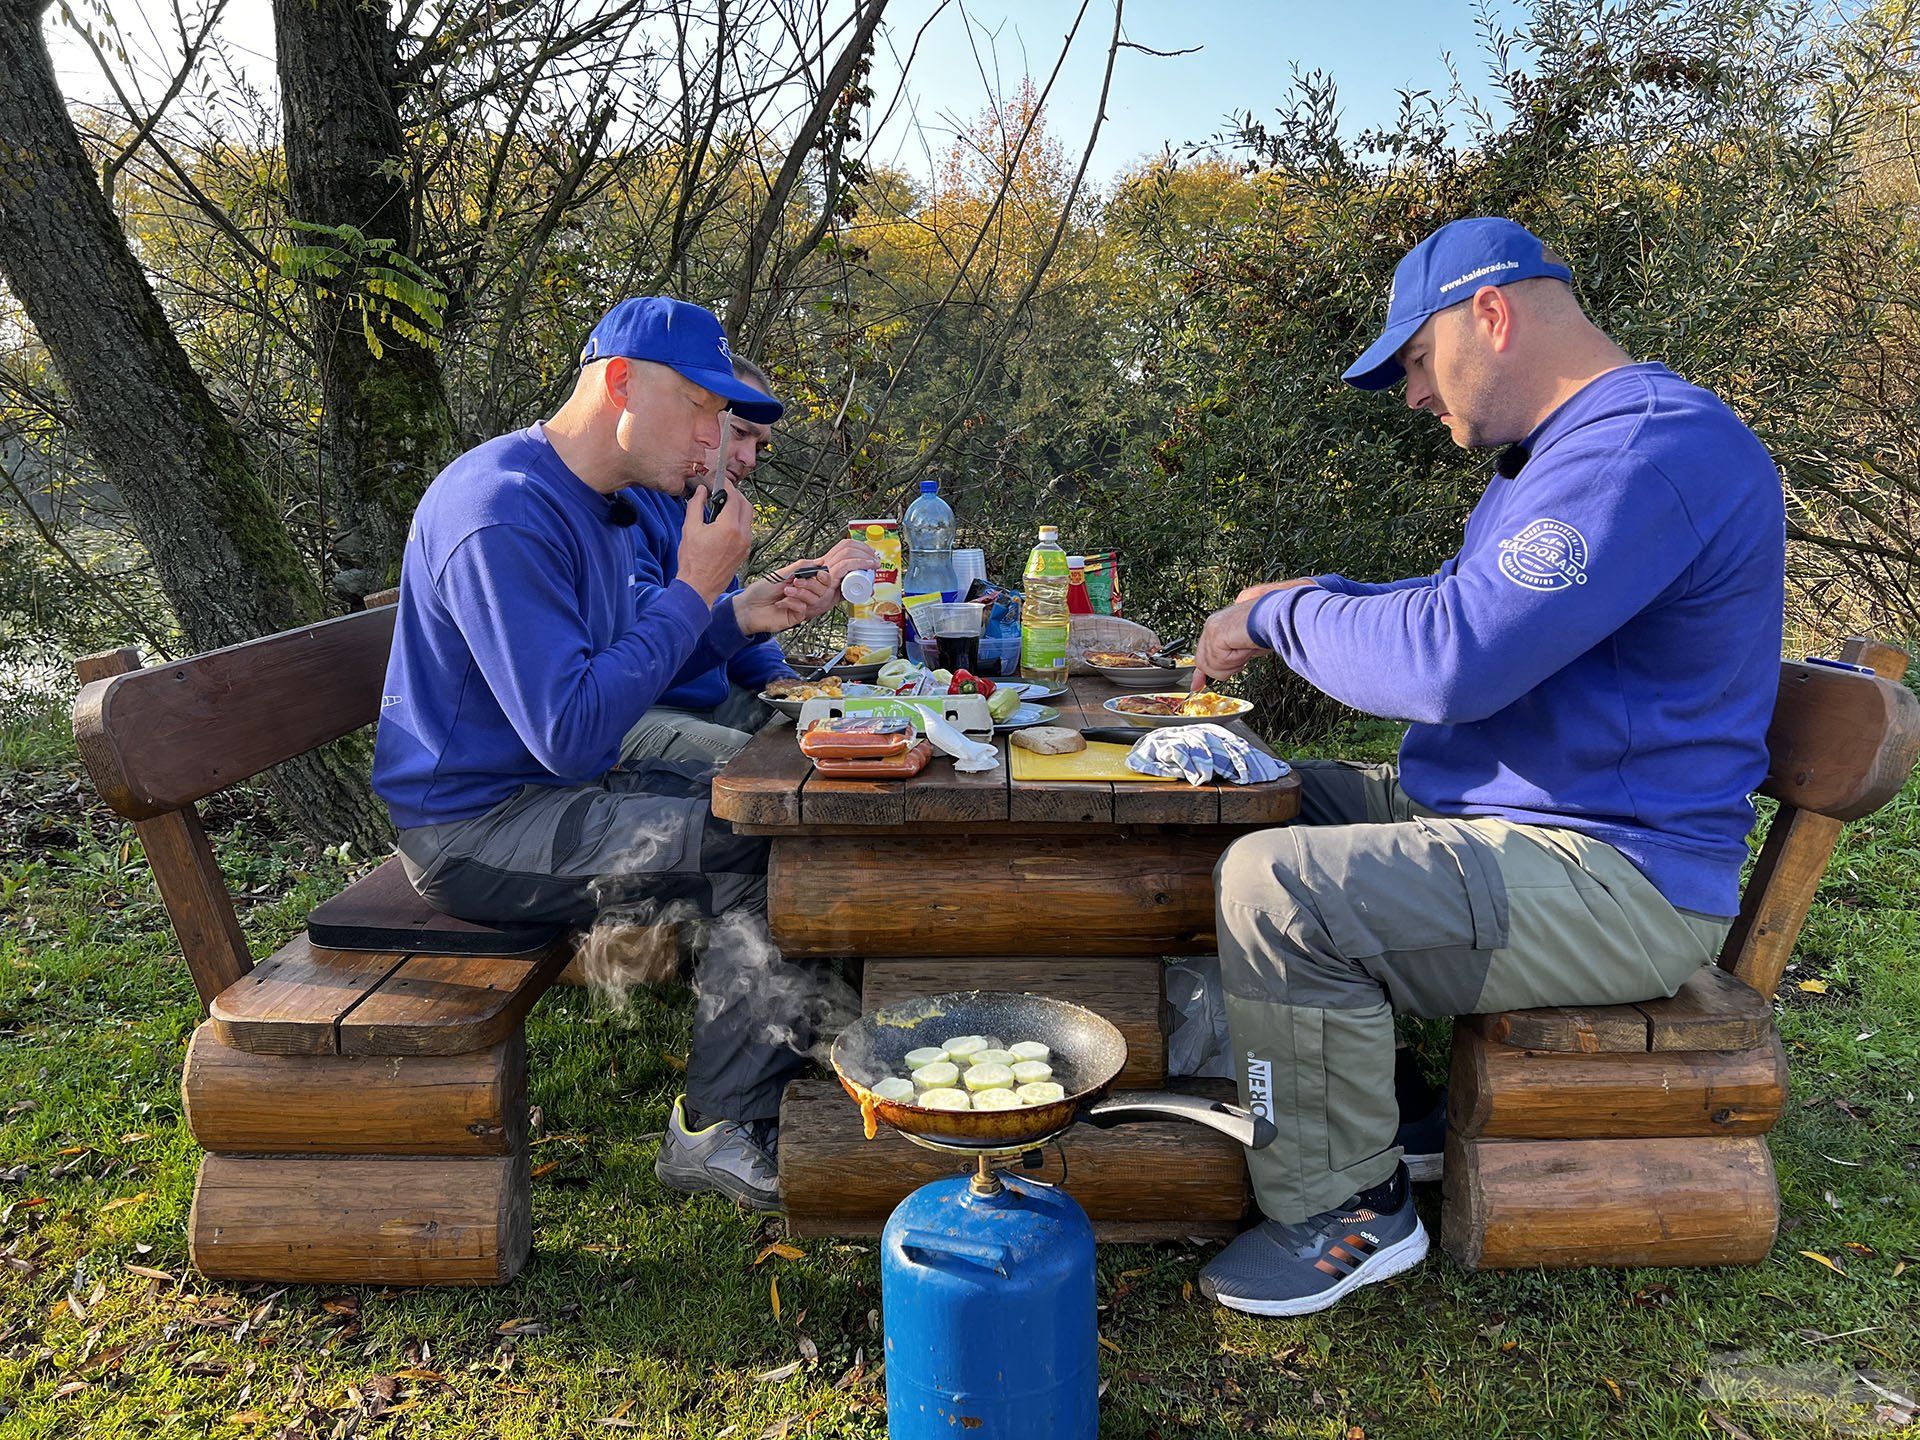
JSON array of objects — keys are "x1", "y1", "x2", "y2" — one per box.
[{"x1": 1010, "y1": 741, "x2": 1167, "y2": 783}]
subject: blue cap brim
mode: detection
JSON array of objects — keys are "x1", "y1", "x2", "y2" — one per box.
[
  {"x1": 1341, "y1": 312, "x2": 1426, "y2": 391},
  {"x1": 667, "y1": 362, "x2": 785, "y2": 424}
]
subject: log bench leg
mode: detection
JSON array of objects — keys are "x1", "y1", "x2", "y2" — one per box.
[{"x1": 182, "y1": 1023, "x2": 532, "y2": 1286}]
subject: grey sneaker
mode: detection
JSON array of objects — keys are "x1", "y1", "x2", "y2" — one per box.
[
  {"x1": 1199, "y1": 1167, "x2": 1428, "y2": 1317},
  {"x1": 654, "y1": 1096, "x2": 782, "y2": 1210}
]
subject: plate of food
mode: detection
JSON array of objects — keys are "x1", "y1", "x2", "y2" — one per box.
[
  {"x1": 1102, "y1": 691, "x2": 1254, "y2": 728},
  {"x1": 760, "y1": 678, "x2": 882, "y2": 719},
  {"x1": 826, "y1": 642, "x2": 895, "y2": 682},
  {"x1": 1083, "y1": 648, "x2": 1198, "y2": 688}
]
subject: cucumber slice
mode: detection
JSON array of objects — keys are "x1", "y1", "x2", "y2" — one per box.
[
  {"x1": 870, "y1": 1077, "x2": 916, "y2": 1103},
  {"x1": 963, "y1": 1063, "x2": 1015, "y2": 1092},
  {"x1": 1015, "y1": 1081, "x2": 1066, "y2": 1105},
  {"x1": 971, "y1": 1048, "x2": 1017, "y2": 1069},
  {"x1": 1008, "y1": 1041, "x2": 1050, "y2": 1064},
  {"x1": 917, "y1": 1087, "x2": 971, "y2": 1110},
  {"x1": 904, "y1": 1047, "x2": 949, "y2": 1070},
  {"x1": 941, "y1": 1036, "x2": 988, "y2": 1060},
  {"x1": 1010, "y1": 1061, "x2": 1052, "y2": 1085},
  {"x1": 912, "y1": 1061, "x2": 960, "y2": 1089},
  {"x1": 972, "y1": 1088, "x2": 1023, "y2": 1111}
]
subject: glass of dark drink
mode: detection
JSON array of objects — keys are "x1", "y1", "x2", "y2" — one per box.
[{"x1": 934, "y1": 631, "x2": 979, "y2": 672}]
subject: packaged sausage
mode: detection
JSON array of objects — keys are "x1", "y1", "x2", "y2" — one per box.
[
  {"x1": 798, "y1": 715, "x2": 916, "y2": 760},
  {"x1": 809, "y1": 740, "x2": 935, "y2": 779}
]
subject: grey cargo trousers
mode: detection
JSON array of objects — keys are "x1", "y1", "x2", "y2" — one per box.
[
  {"x1": 396, "y1": 735, "x2": 805, "y2": 1126},
  {"x1": 1219, "y1": 760, "x2": 1731, "y2": 1223}
]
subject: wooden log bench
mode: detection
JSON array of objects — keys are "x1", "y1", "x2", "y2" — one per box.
[
  {"x1": 72, "y1": 595, "x2": 571, "y2": 1286},
  {"x1": 1443, "y1": 638, "x2": 1920, "y2": 1269}
]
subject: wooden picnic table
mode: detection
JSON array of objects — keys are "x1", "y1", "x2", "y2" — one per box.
[{"x1": 712, "y1": 674, "x2": 1300, "y2": 1237}]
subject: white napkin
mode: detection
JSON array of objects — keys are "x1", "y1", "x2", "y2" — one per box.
[{"x1": 920, "y1": 708, "x2": 1001, "y2": 773}]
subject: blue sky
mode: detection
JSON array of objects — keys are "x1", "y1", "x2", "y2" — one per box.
[{"x1": 865, "y1": 1, "x2": 1528, "y2": 182}]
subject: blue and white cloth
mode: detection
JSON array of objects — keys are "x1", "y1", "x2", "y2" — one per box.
[{"x1": 1126, "y1": 725, "x2": 1290, "y2": 787}]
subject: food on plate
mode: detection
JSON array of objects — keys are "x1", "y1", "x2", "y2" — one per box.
[
  {"x1": 1015, "y1": 1081, "x2": 1067, "y2": 1104},
  {"x1": 1007, "y1": 1041, "x2": 1050, "y2": 1063},
  {"x1": 912, "y1": 1061, "x2": 961, "y2": 1089},
  {"x1": 1085, "y1": 649, "x2": 1151, "y2": 667},
  {"x1": 870, "y1": 1077, "x2": 916, "y2": 1103},
  {"x1": 963, "y1": 1063, "x2": 1016, "y2": 1092},
  {"x1": 1112, "y1": 690, "x2": 1245, "y2": 717},
  {"x1": 917, "y1": 1087, "x2": 972, "y2": 1110},
  {"x1": 1011, "y1": 1060, "x2": 1053, "y2": 1085},
  {"x1": 941, "y1": 1035, "x2": 989, "y2": 1060},
  {"x1": 1010, "y1": 725, "x2": 1085, "y2": 754},
  {"x1": 972, "y1": 1088, "x2": 1024, "y2": 1111},
  {"x1": 904, "y1": 1046, "x2": 949, "y2": 1070},
  {"x1": 764, "y1": 677, "x2": 845, "y2": 700},
  {"x1": 841, "y1": 644, "x2": 884, "y2": 664}
]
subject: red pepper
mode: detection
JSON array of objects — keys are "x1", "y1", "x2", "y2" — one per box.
[{"x1": 948, "y1": 669, "x2": 995, "y2": 697}]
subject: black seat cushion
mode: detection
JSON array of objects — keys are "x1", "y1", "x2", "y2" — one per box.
[{"x1": 307, "y1": 857, "x2": 564, "y2": 956}]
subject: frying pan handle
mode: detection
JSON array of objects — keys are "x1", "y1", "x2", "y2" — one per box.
[{"x1": 1083, "y1": 1091, "x2": 1277, "y2": 1150}]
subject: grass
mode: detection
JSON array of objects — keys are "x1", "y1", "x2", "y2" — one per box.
[{"x1": 1, "y1": 700, "x2": 1916, "y2": 1439}]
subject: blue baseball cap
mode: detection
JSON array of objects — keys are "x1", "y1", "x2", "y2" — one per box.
[
  {"x1": 1342, "y1": 218, "x2": 1574, "y2": 391},
  {"x1": 579, "y1": 297, "x2": 784, "y2": 423}
]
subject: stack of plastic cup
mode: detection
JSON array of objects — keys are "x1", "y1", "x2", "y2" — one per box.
[{"x1": 951, "y1": 549, "x2": 988, "y2": 595}]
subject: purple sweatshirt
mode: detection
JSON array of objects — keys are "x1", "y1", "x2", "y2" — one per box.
[
  {"x1": 1248, "y1": 363, "x2": 1785, "y2": 917},
  {"x1": 373, "y1": 424, "x2": 755, "y2": 829}
]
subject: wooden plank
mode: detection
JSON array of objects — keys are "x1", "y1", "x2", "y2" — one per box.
[
  {"x1": 336, "y1": 942, "x2": 570, "y2": 1057},
  {"x1": 189, "y1": 1153, "x2": 530, "y2": 1286},
  {"x1": 711, "y1": 719, "x2": 808, "y2": 828},
  {"x1": 1465, "y1": 1002, "x2": 1649, "y2": 1054},
  {"x1": 778, "y1": 1077, "x2": 1250, "y2": 1234},
  {"x1": 183, "y1": 1023, "x2": 525, "y2": 1155},
  {"x1": 861, "y1": 958, "x2": 1168, "y2": 1087},
  {"x1": 208, "y1": 934, "x2": 407, "y2": 1056},
  {"x1": 1439, "y1": 1133, "x2": 1778, "y2": 1270},
  {"x1": 1448, "y1": 1024, "x2": 1787, "y2": 1140},
  {"x1": 1636, "y1": 965, "x2": 1772, "y2": 1051},
  {"x1": 901, "y1": 745, "x2": 1010, "y2": 824},
  {"x1": 70, "y1": 605, "x2": 396, "y2": 819},
  {"x1": 1760, "y1": 660, "x2": 1920, "y2": 820},
  {"x1": 769, "y1": 834, "x2": 1224, "y2": 957},
  {"x1": 74, "y1": 647, "x2": 252, "y2": 1006},
  {"x1": 1717, "y1": 807, "x2": 1844, "y2": 1000},
  {"x1": 789, "y1": 1213, "x2": 1244, "y2": 1243},
  {"x1": 800, "y1": 766, "x2": 908, "y2": 826}
]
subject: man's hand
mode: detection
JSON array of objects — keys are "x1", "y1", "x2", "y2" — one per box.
[
  {"x1": 813, "y1": 536, "x2": 882, "y2": 582},
  {"x1": 733, "y1": 571, "x2": 835, "y2": 635},
  {"x1": 1234, "y1": 577, "x2": 1316, "y2": 604},
  {"x1": 677, "y1": 480, "x2": 754, "y2": 604},
  {"x1": 1191, "y1": 599, "x2": 1271, "y2": 692}
]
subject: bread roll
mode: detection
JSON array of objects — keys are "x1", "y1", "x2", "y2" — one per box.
[{"x1": 1010, "y1": 726, "x2": 1086, "y2": 755}]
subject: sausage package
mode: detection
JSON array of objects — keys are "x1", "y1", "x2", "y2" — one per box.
[
  {"x1": 798, "y1": 715, "x2": 916, "y2": 760},
  {"x1": 809, "y1": 740, "x2": 935, "y2": 779}
]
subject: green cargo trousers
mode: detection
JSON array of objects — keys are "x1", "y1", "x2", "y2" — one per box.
[{"x1": 1217, "y1": 761, "x2": 1732, "y2": 1223}]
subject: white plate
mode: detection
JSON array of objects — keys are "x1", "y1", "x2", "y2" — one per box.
[
  {"x1": 996, "y1": 703, "x2": 1061, "y2": 731},
  {"x1": 1101, "y1": 694, "x2": 1255, "y2": 729},
  {"x1": 1004, "y1": 680, "x2": 1067, "y2": 701}
]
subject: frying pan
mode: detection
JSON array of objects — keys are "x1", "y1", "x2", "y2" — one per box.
[{"x1": 830, "y1": 990, "x2": 1275, "y2": 1151}]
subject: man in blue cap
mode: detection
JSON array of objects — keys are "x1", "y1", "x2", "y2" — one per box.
[
  {"x1": 1188, "y1": 218, "x2": 1785, "y2": 1313},
  {"x1": 373, "y1": 296, "x2": 840, "y2": 1208}
]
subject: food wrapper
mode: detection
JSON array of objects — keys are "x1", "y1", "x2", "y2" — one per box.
[
  {"x1": 919, "y1": 708, "x2": 1000, "y2": 773},
  {"x1": 1124, "y1": 724, "x2": 1288, "y2": 786}
]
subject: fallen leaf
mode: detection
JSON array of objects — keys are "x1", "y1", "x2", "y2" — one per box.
[
  {"x1": 320, "y1": 1297, "x2": 359, "y2": 1317},
  {"x1": 754, "y1": 1361, "x2": 802, "y2": 1384},
  {"x1": 1706, "y1": 1410, "x2": 1758, "y2": 1440},
  {"x1": 1800, "y1": 1250, "x2": 1847, "y2": 1276},
  {"x1": 125, "y1": 1264, "x2": 173, "y2": 1282},
  {"x1": 1347, "y1": 1428, "x2": 1367, "y2": 1440},
  {"x1": 1181, "y1": 1281, "x2": 1193, "y2": 1302},
  {"x1": 51, "y1": 1380, "x2": 89, "y2": 1399},
  {"x1": 1797, "y1": 979, "x2": 1829, "y2": 994},
  {"x1": 663, "y1": 1053, "x2": 687, "y2": 1072},
  {"x1": 118, "y1": 1132, "x2": 151, "y2": 1144},
  {"x1": 754, "y1": 1242, "x2": 806, "y2": 1265},
  {"x1": 1894, "y1": 1261, "x2": 1907, "y2": 1278},
  {"x1": 1844, "y1": 1242, "x2": 1876, "y2": 1256},
  {"x1": 1602, "y1": 1377, "x2": 1624, "y2": 1401},
  {"x1": 770, "y1": 1276, "x2": 781, "y2": 1324},
  {"x1": 100, "y1": 1192, "x2": 150, "y2": 1213},
  {"x1": 530, "y1": 1161, "x2": 562, "y2": 1180},
  {"x1": 495, "y1": 1317, "x2": 549, "y2": 1337},
  {"x1": 1097, "y1": 1335, "x2": 1121, "y2": 1356}
]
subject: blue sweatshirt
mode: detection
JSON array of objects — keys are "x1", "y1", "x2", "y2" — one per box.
[
  {"x1": 627, "y1": 486, "x2": 794, "y2": 710},
  {"x1": 373, "y1": 424, "x2": 756, "y2": 829},
  {"x1": 1248, "y1": 363, "x2": 1784, "y2": 917}
]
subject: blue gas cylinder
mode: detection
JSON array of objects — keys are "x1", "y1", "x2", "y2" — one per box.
[{"x1": 881, "y1": 1171, "x2": 1097, "y2": 1439}]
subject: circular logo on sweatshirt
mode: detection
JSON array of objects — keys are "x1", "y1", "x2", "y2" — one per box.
[{"x1": 1497, "y1": 517, "x2": 1589, "y2": 592}]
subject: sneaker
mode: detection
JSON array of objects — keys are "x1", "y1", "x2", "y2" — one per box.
[
  {"x1": 654, "y1": 1096, "x2": 782, "y2": 1210},
  {"x1": 1199, "y1": 1167, "x2": 1428, "y2": 1317},
  {"x1": 1394, "y1": 1091, "x2": 1447, "y2": 1184}
]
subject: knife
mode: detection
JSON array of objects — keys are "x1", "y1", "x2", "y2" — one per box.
[{"x1": 1079, "y1": 727, "x2": 1148, "y2": 745}]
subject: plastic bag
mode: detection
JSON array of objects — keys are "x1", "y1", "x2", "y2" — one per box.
[{"x1": 1164, "y1": 956, "x2": 1232, "y2": 1078}]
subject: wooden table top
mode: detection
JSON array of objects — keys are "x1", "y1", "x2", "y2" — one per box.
[{"x1": 712, "y1": 676, "x2": 1300, "y2": 833}]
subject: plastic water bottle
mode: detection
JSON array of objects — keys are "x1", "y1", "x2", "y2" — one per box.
[
  {"x1": 902, "y1": 480, "x2": 959, "y2": 600},
  {"x1": 1021, "y1": 525, "x2": 1070, "y2": 681}
]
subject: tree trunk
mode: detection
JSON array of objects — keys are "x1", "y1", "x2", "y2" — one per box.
[
  {"x1": 273, "y1": 0, "x2": 455, "y2": 604},
  {"x1": 0, "y1": 0, "x2": 391, "y2": 855}
]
